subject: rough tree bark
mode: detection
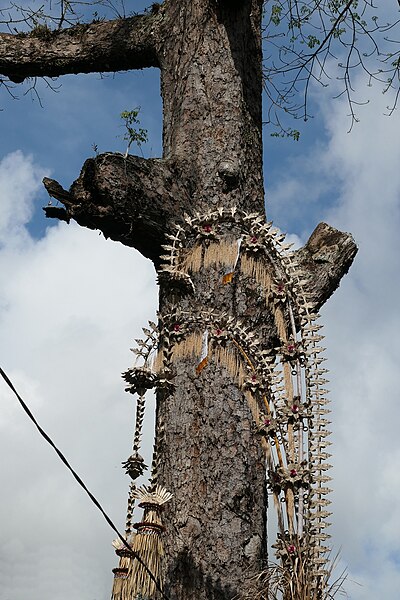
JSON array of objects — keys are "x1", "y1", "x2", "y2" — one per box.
[{"x1": 1, "y1": 1, "x2": 357, "y2": 599}]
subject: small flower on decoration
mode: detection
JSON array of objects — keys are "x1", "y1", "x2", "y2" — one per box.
[
  {"x1": 281, "y1": 339, "x2": 305, "y2": 365},
  {"x1": 272, "y1": 534, "x2": 303, "y2": 564},
  {"x1": 243, "y1": 373, "x2": 265, "y2": 394},
  {"x1": 122, "y1": 367, "x2": 157, "y2": 396},
  {"x1": 271, "y1": 280, "x2": 287, "y2": 303},
  {"x1": 241, "y1": 233, "x2": 264, "y2": 254},
  {"x1": 192, "y1": 220, "x2": 220, "y2": 240},
  {"x1": 268, "y1": 463, "x2": 310, "y2": 493},
  {"x1": 209, "y1": 326, "x2": 230, "y2": 345},
  {"x1": 169, "y1": 322, "x2": 186, "y2": 342},
  {"x1": 286, "y1": 462, "x2": 311, "y2": 489},
  {"x1": 257, "y1": 414, "x2": 278, "y2": 439},
  {"x1": 122, "y1": 451, "x2": 148, "y2": 480},
  {"x1": 278, "y1": 396, "x2": 309, "y2": 429}
]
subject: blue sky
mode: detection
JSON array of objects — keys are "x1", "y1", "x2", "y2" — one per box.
[{"x1": 0, "y1": 2, "x2": 400, "y2": 599}]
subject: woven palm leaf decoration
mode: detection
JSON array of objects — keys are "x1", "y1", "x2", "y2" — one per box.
[
  {"x1": 111, "y1": 321, "x2": 172, "y2": 600},
  {"x1": 116, "y1": 208, "x2": 333, "y2": 599}
]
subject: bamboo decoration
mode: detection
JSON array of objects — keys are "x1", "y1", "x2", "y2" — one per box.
[{"x1": 121, "y1": 208, "x2": 335, "y2": 599}]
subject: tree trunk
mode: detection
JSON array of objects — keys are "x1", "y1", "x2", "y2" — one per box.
[
  {"x1": 156, "y1": 3, "x2": 266, "y2": 598},
  {"x1": 0, "y1": 1, "x2": 357, "y2": 599}
]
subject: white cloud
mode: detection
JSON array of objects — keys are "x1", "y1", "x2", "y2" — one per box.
[
  {"x1": 0, "y1": 151, "x2": 157, "y2": 600},
  {"x1": 0, "y1": 150, "x2": 47, "y2": 244}
]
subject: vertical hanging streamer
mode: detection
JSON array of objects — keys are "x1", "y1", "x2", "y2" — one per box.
[
  {"x1": 123, "y1": 365, "x2": 172, "y2": 599},
  {"x1": 288, "y1": 302, "x2": 305, "y2": 537},
  {"x1": 274, "y1": 303, "x2": 297, "y2": 534},
  {"x1": 149, "y1": 399, "x2": 165, "y2": 493},
  {"x1": 112, "y1": 392, "x2": 148, "y2": 600},
  {"x1": 196, "y1": 329, "x2": 209, "y2": 374},
  {"x1": 125, "y1": 481, "x2": 136, "y2": 539}
]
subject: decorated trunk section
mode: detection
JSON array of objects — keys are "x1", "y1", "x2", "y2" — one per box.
[{"x1": 112, "y1": 209, "x2": 333, "y2": 599}]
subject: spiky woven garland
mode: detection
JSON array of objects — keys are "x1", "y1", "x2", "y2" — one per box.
[{"x1": 116, "y1": 208, "x2": 333, "y2": 598}]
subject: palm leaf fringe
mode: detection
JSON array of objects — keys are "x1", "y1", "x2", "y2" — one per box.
[
  {"x1": 237, "y1": 551, "x2": 346, "y2": 600},
  {"x1": 240, "y1": 254, "x2": 272, "y2": 299}
]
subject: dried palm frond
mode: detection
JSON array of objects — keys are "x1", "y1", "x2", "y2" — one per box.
[{"x1": 237, "y1": 551, "x2": 347, "y2": 600}]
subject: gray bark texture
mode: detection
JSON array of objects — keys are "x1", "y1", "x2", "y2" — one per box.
[{"x1": 1, "y1": 1, "x2": 357, "y2": 599}]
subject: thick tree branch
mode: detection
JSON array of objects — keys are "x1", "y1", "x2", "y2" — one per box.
[
  {"x1": 296, "y1": 222, "x2": 358, "y2": 310},
  {"x1": 43, "y1": 153, "x2": 187, "y2": 264},
  {"x1": 43, "y1": 157, "x2": 357, "y2": 303},
  {"x1": 0, "y1": 14, "x2": 161, "y2": 83}
]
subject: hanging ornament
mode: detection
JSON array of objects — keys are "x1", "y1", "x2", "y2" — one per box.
[
  {"x1": 112, "y1": 370, "x2": 150, "y2": 600},
  {"x1": 111, "y1": 537, "x2": 132, "y2": 600},
  {"x1": 111, "y1": 486, "x2": 136, "y2": 600},
  {"x1": 123, "y1": 366, "x2": 157, "y2": 396},
  {"x1": 122, "y1": 451, "x2": 148, "y2": 480},
  {"x1": 125, "y1": 485, "x2": 173, "y2": 600},
  {"x1": 120, "y1": 207, "x2": 335, "y2": 598}
]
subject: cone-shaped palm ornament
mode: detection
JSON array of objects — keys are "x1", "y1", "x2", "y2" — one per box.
[{"x1": 125, "y1": 485, "x2": 173, "y2": 599}]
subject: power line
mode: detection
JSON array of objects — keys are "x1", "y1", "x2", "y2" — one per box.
[{"x1": 0, "y1": 365, "x2": 170, "y2": 600}]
